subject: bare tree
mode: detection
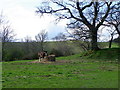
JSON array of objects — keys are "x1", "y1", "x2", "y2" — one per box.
[
  {"x1": 106, "y1": 2, "x2": 120, "y2": 36},
  {"x1": 0, "y1": 12, "x2": 16, "y2": 60},
  {"x1": 35, "y1": 29, "x2": 48, "y2": 51},
  {"x1": 108, "y1": 31, "x2": 116, "y2": 48},
  {"x1": 52, "y1": 32, "x2": 67, "y2": 41},
  {"x1": 106, "y1": 26, "x2": 117, "y2": 48},
  {"x1": 0, "y1": 13, "x2": 16, "y2": 43},
  {"x1": 0, "y1": 26, "x2": 16, "y2": 42},
  {"x1": 36, "y1": 1, "x2": 115, "y2": 50},
  {"x1": 22, "y1": 36, "x2": 33, "y2": 42}
]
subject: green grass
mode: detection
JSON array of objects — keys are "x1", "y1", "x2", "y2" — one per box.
[
  {"x1": 111, "y1": 42, "x2": 119, "y2": 48},
  {"x1": 98, "y1": 42, "x2": 119, "y2": 49},
  {"x1": 56, "y1": 53, "x2": 81, "y2": 60},
  {"x1": 2, "y1": 48, "x2": 119, "y2": 88},
  {"x1": 81, "y1": 48, "x2": 119, "y2": 61}
]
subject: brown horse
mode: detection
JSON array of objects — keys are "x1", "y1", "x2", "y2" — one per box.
[{"x1": 38, "y1": 51, "x2": 48, "y2": 62}]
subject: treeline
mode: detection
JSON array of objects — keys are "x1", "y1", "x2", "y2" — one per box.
[
  {"x1": 2, "y1": 41, "x2": 83, "y2": 61},
  {"x1": 2, "y1": 40, "x2": 119, "y2": 61}
]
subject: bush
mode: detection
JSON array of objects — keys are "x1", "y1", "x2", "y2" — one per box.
[
  {"x1": 3, "y1": 48, "x2": 23, "y2": 61},
  {"x1": 50, "y1": 48, "x2": 64, "y2": 57},
  {"x1": 22, "y1": 53, "x2": 38, "y2": 60}
]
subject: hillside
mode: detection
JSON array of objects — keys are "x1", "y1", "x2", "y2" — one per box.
[
  {"x1": 82, "y1": 48, "x2": 119, "y2": 60},
  {"x1": 57, "y1": 48, "x2": 119, "y2": 61}
]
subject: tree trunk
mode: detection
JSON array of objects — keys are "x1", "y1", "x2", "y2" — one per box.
[
  {"x1": 2, "y1": 42, "x2": 5, "y2": 61},
  {"x1": 115, "y1": 26, "x2": 120, "y2": 37},
  {"x1": 109, "y1": 35, "x2": 113, "y2": 48},
  {"x1": 41, "y1": 41, "x2": 44, "y2": 51},
  {"x1": 91, "y1": 27, "x2": 100, "y2": 50}
]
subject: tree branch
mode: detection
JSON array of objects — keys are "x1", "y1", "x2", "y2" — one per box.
[
  {"x1": 96, "y1": 2, "x2": 112, "y2": 29},
  {"x1": 76, "y1": 0, "x2": 92, "y2": 28},
  {"x1": 81, "y1": 2, "x2": 93, "y2": 11},
  {"x1": 93, "y1": 2, "x2": 99, "y2": 26}
]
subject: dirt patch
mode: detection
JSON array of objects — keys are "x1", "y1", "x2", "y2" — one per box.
[
  {"x1": 10, "y1": 60, "x2": 73, "y2": 65},
  {"x1": 11, "y1": 62, "x2": 33, "y2": 65},
  {"x1": 30, "y1": 60, "x2": 72, "y2": 65},
  {"x1": 30, "y1": 60, "x2": 55, "y2": 64}
]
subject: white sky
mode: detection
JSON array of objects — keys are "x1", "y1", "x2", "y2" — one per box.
[{"x1": 0, "y1": 0, "x2": 68, "y2": 41}]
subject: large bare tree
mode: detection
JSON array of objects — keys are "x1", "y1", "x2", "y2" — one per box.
[{"x1": 36, "y1": 1, "x2": 116, "y2": 50}]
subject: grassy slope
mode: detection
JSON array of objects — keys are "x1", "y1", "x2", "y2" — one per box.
[
  {"x1": 81, "y1": 48, "x2": 120, "y2": 60},
  {"x1": 2, "y1": 48, "x2": 119, "y2": 88},
  {"x1": 58, "y1": 48, "x2": 119, "y2": 61}
]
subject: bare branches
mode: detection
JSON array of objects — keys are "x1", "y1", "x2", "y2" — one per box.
[
  {"x1": 0, "y1": 26, "x2": 15, "y2": 42},
  {"x1": 105, "y1": 2, "x2": 120, "y2": 36},
  {"x1": 36, "y1": 1, "x2": 118, "y2": 50},
  {"x1": 81, "y1": 2, "x2": 93, "y2": 11},
  {"x1": 23, "y1": 36, "x2": 33, "y2": 42},
  {"x1": 96, "y1": 2, "x2": 112, "y2": 29},
  {"x1": 76, "y1": 1, "x2": 92, "y2": 28},
  {"x1": 0, "y1": 13, "x2": 16, "y2": 43},
  {"x1": 66, "y1": 8, "x2": 82, "y2": 21},
  {"x1": 52, "y1": 32, "x2": 67, "y2": 41},
  {"x1": 65, "y1": 3, "x2": 77, "y2": 9},
  {"x1": 36, "y1": 7, "x2": 65, "y2": 14},
  {"x1": 35, "y1": 29, "x2": 48, "y2": 51},
  {"x1": 66, "y1": 21, "x2": 90, "y2": 41},
  {"x1": 35, "y1": 30, "x2": 48, "y2": 42}
]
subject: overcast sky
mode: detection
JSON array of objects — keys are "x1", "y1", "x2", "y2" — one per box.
[{"x1": 0, "y1": 0, "x2": 69, "y2": 41}]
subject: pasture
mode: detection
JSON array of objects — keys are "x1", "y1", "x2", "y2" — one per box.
[{"x1": 2, "y1": 51, "x2": 118, "y2": 88}]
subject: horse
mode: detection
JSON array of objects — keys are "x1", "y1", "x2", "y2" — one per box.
[{"x1": 38, "y1": 51, "x2": 48, "y2": 62}]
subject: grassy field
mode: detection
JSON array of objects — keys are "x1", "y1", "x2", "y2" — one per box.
[{"x1": 2, "y1": 48, "x2": 119, "y2": 88}]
